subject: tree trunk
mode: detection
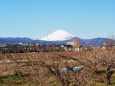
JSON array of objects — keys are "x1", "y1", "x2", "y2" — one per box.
[
  {"x1": 104, "y1": 78, "x2": 109, "y2": 86},
  {"x1": 104, "y1": 65, "x2": 112, "y2": 86},
  {"x1": 61, "y1": 79, "x2": 70, "y2": 86}
]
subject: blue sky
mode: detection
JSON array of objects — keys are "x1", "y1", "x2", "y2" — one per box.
[{"x1": 0, "y1": 0, "x2": 115, "y2": 39}]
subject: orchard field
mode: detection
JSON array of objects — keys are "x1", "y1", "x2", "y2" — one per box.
[{"x1": 0, "y1": 49, "x2": 115, "y2": 86}]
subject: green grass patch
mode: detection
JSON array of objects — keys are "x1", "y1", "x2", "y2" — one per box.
[{"x1": 0, "y1": 75, "x2": 29, "y2": 86}]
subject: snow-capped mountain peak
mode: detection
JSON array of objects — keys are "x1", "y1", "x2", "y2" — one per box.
[{"x1": 41, "y1": 29, "x2": 75, "y2": 41}]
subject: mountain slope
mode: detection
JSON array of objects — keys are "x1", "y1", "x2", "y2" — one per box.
[
  {"x1": 41, "y1": 30, "x2": 75, "y2": 41},
  {"x1": 0, "y1": 37, "x2": 35, "y2": 44},
  {"x1": 84, "y1": 37, "x2": 109, "y2": 46},
  {"x1": 0, "y1": 37, "x2": 109, "y2": 46}
]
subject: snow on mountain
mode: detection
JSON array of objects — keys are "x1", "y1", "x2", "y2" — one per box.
[{"x1": 41, "y1": 30, "x2": 76, "y2": 41}]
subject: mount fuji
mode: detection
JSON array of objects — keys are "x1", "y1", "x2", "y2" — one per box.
[
  {"x1": 41, "y1": 30, "x2": 76, "y2": 41},
  {"x1": 40, "y1": 30, "x2": 109, "y2": 46}
]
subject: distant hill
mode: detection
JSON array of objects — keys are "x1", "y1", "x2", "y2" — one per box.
[
  {"x1": 83, "y1": 37, "x2": 109, "y2": 46},
  {"x1": 0, "y1": 37, "x2": 35, "y2": 44},
  {"x1": 0, "y1": 37, "x2": 109, "y2": 46},
  {"x1": 70, "y1": 37, "x2": 109, "y2": 46}
]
